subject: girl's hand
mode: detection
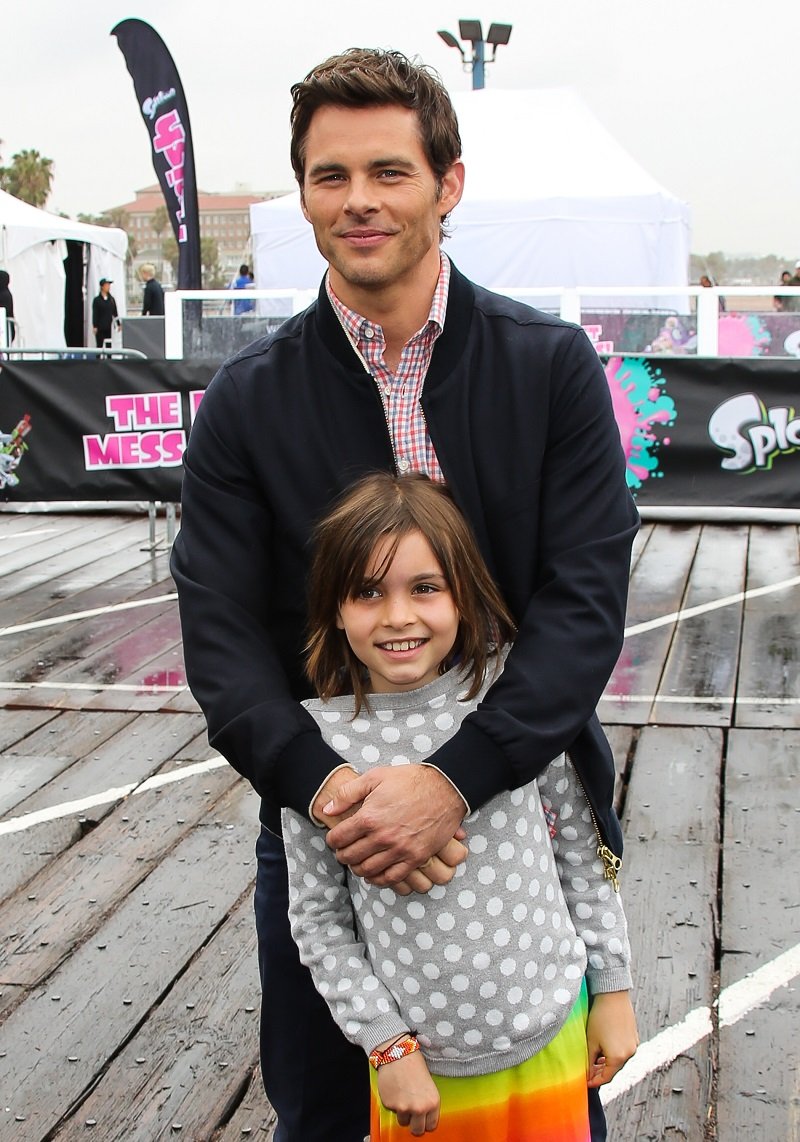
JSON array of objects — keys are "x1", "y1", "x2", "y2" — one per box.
[
  {"x1": 377, "y1": 1051, "x2": 440, "y2": 1135},
  {"x1": 586, "y1": 990, "x2": 639, "y2": 1087}
]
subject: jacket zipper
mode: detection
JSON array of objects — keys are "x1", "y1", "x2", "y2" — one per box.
[
  {"x1": 373, "y1": 379, "x2": 400, "y2": 474},
  {"x1": 571, "y1": 755, "x2": 622, "y2": 893}
]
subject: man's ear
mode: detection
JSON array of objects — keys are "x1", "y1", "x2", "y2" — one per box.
[
  {"x1": 439, "y1": 161, "x2": 465, "y2": 217},
  {"x1": 300, "y1": 189, "x2": 311, "y2": 223}
]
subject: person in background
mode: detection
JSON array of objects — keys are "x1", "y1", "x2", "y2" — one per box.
[
  {"x1": 233, "y1": 262, "x2": 255, "y2": 315},
  {"x1": 139, "y1": 263, "x2": 165, "y2": 316},
  {"x1": 0, "y1": 270, "x2": 14, "y2": 343},
  {"x1": 285, "y1": 471, "x2": 637, "y2": 1140},
  {"x1": 170, "y1": 47, "x2": 638, "y2": 1142},
  {"x1": 91, "y1": 278, "x2": 118, "y2": 347},
  {"x1": 699, "y1": 273, "x2": 726, "y2": 312},
  {"x1": 783, "y1": 262, "x2": 800, "y2": 311}
]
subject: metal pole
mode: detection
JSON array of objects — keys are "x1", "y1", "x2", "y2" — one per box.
[{"x1": 472, "y1": 40, "x2": 486, "y2": 89}]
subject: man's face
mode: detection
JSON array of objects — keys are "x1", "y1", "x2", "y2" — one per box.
[
  {"x1": 300, "y1": 104, "x2": 463, "y2": 300},
  {"x1": 101, "y1": 281, "x2": 110, "y2": 296}
]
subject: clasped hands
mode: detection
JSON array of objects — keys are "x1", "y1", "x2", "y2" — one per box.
[{"x1": 313, "y1": 765, "x2": 468, "y2": 895}]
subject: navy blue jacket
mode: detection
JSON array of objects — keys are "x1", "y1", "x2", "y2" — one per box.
[{"x1": 171, "y1": 263, "x2": 639, "y2": 851}]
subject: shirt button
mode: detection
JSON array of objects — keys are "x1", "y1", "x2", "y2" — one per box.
[
  {"x1": 397, "y1": 458, "x2": 410, "y2": 473},
  {"x1": 364, "y1": 327, "x2": 375, "y2": 339},
  {"x1": 384, "y1": 384, "x2": 392, "y2": 396}
]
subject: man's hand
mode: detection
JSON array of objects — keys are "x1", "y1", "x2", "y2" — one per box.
[
  {"x1": 377, "y1": 1050, "x2": 440, "y2": 1136},
  {"x1": 324, "y1": 765, "x2": 467, "y2": 886},
  {"x1": 586, "y1": 990, "x2": 639, "y2": 1088},
  {"x1": 312, "y1": 767, "x2": 359, "y2": 829}
]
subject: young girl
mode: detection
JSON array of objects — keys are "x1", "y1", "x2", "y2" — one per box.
[{"x1": 282, "y1": 472, "x2": 637, "y2": 1140}]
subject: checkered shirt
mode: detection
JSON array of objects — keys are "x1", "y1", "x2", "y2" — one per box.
[{"x1": 326, "y1": 256, "x2": 450, "y2": 481}]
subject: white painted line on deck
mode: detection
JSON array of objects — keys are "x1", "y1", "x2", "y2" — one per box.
[
  {"x1": 0, "y1": 755, "x2": 228, "y2": 836},
  {"x1": 0, "y1": 680, "x2": 188, "y2": 693},
  {"x1": 623, "y1": 573, "x2": 800, "y2": 638},
  {"x1": 0, "y1": 592, "x2": 178, "y2": 637},
  {"x1": 602, "y1": 941, "x2": 800, "y2": 1104},
  {"x1": 0, "y1": 528, "x2": 61, "y2": 539},
  {"x1": 599, "y1": 694, "x2": 800, "y2": 707}
]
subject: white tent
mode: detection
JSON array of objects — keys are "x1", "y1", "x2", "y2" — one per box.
[
  {"x1": 0, "y1": 189, "x2": 128, "y2": 348},
  {"x1": 251, "y1": 88, "x2": 690, "y2": 303}
]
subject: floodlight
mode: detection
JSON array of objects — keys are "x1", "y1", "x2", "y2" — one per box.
[
  {"x1": 487, "y1": 22, "x2": 512, "y2": 46},
  {"x1": 437, "y1": 29, "x2": 461, "y2": 49},
  {"x1": 458, "y1": 19, "x2": 484, "y2": 42}
]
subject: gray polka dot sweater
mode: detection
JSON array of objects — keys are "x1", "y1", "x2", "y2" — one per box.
[{"x1": 283, "y1": 660, "x2": 632, "y2": 1078}]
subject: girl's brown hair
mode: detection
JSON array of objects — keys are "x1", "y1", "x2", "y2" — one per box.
[{"x1": 305, "y1": 472, "x2": 516, "y2": 712}]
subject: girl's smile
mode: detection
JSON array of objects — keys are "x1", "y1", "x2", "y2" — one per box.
[{"x1": 336, "y1": 530, "x2": 460, "y2": 694}]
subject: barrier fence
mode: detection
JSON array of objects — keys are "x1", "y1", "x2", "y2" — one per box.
[{"x1": 0, "y1": 356, "x2": 798, "y2": 520}]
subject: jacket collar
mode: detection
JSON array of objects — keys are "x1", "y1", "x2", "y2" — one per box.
[{"x1": 313, "y1": 259, "x2": 475, "y2": 391}]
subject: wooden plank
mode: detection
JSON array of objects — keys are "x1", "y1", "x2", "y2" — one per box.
[
  {"x1": 213, "y1": 1067, "x2": 277, "y2": 1142},
  {"x1": 717, "y1": 728, "x2": 800, "y2": 1137},
  {"x1": 602, "y1": 525, "x2": 700, "y2": 724},
  {"x1": 52, "y1": 894, "x2": 263, "y2": 1141},
  {"x1": 629, "y1": 521, "x2": 654, "y2": 572},
  {"x1": 0, "y1": 709, "x2": 137, "y2": 799},
  {"x1": 602, "y1": 722, "x2": 634, "y2": 812},
  {"x1": 0, "y1": 782, "x2": 259, "y2": 1141},
  {"x1": 0, "y1": 753, "x2": 239, "y2": 1002},
  {"x1": 736, "y1": 526, "x2": 800, "y2": 728},
  {"x1": 604, "y1": 725, "x2": 722, "y2": 1141},
  {"x1": 0, "y1": 818, "x2": 84, "y2": 909},
  {"x1": 0, "y1": 516, "x2": 139, "y2": 595},
  {"x1": 0, "y1": 712, "x2": 206, "y2": 906},
  {"x1": 652, "y1": 524, "x2": 748, "y2": 726},
  {"x1": 0, "y1": 558, "x2": 175, "y2": 664},
  {"x1": 0, "y1": 706, "x2": 58, "y2": 751}
]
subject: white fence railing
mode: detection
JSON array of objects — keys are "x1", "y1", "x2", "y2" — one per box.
[{"x1": 163, "y1": 285, "x2": 800, "y2": 361}]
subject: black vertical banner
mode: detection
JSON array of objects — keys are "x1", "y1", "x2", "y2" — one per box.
[{"x1": 111, "y1": 19, "x2": 202, "y2": 289}]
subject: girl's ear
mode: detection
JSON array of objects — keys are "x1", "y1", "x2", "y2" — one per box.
[{"x1": 336, "y1": 611, "x2": 345, "y2": 630}]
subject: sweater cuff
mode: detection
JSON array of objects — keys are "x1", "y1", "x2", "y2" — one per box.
[
  {"x1": 273, "y1": 731, "x2": 349, "y2": 820},
  {"x1": 586, "y1": 966, "x2": 633, "y2": 995},
  {"x1": 358, "y1": 1015, "x2": 412, "y2": 1057},
  {"x1": 427, "y1": 720, "x2": 515, "y2": 812}
]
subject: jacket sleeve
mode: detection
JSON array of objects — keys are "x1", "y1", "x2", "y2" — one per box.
[
  {"x1": 427, "y1": 328, "x2": 638, "y2": 819},
  {"x1": 170, "y1": 365, "x2": 348, "y2": 813}
]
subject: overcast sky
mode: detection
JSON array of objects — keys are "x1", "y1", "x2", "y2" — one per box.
[{"x1": 3, "y1": 0, "x2": 798, "y2": 256}]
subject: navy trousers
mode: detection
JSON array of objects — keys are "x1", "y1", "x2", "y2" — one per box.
[{"x1": 255, "y1": 825, "x2": 607, "y2": 1141}]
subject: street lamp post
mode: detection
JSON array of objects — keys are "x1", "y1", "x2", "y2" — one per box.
[{"x1": 437, "y1": 20, "x2": 512, "y2": 90}]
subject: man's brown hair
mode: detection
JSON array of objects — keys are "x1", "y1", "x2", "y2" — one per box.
[
  {"x1": 290, "y1": 48, "x2": 462, "y2": 210},
  {"x1": 305, "y1": 472, "x2": 515, "y2": 713}
]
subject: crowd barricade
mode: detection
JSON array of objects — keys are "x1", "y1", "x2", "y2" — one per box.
[{"x1": 0, "y1": 353, "x2": 798, "y2": 522}]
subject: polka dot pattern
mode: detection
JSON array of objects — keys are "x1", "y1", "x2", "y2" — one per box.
[{"x1": 283, "y1": 665, "x2": 631, "y2": 1070}]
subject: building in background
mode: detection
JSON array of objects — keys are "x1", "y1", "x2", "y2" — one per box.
[{"x1": 106, "y1": 185, "x2": 288, "y2": 288}]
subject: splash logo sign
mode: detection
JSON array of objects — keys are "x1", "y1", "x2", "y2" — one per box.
[{"x1": 708, "y1": 393, "x2": 800, "y2": 472}]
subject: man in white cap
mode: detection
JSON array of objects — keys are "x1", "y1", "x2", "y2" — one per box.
[{"x1": 92, "y1": 278, "x2": 118, "y2": 347}]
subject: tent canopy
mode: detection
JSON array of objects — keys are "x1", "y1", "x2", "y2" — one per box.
[
  {"x1": 251, "y1": 87, "x2": 690, "y2": 299},
  {"x1": 0, "y1": 189, "x2": 128, "y2": 348}
]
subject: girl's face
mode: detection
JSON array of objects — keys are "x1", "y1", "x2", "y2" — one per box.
[{"x1": 336, "y1": 529, "x2": 460, "y2": 694}]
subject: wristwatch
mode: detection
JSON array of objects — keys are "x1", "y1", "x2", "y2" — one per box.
[{"x1": 368, "y1": 1034, "x2": 420, "y2": 1069}]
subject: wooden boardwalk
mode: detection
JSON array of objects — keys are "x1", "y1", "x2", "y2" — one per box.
[{"x1": 0, "y1": 511, "x2": 797, "y2": 1140}]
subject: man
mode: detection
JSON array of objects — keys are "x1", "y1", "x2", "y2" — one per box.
[
  {"x1": 91, "y1": 278, "x2": 118, "y2": 347},
  {"x1": 784, "y1": 260, "x2": 800, "y2": 311},
  {"x1": 232, "y1": 262, "x2": 256, "y2": 315},
  {"x1": 139, "y1": 263, "x2": 165, "y2": 316},
  {"x1": 171, "y1": 48, "x2": 639, "y2": 1142}
]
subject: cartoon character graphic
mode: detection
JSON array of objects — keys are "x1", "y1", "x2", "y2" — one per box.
[
  {"x1": 0, "y1": 413, "x2": 32, "y2": 489},
  {"x1": 604, "y1": 358, "x2": 676, "y2": 491}
]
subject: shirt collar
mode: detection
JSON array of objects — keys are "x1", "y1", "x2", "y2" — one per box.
[{"x1": 325, "y1": 253, "x2": 451, "y2": 342}]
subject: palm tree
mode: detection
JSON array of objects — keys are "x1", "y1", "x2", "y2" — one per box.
[{"x1": 0, "y1": 148, "x2": 54, "y2": 207}]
